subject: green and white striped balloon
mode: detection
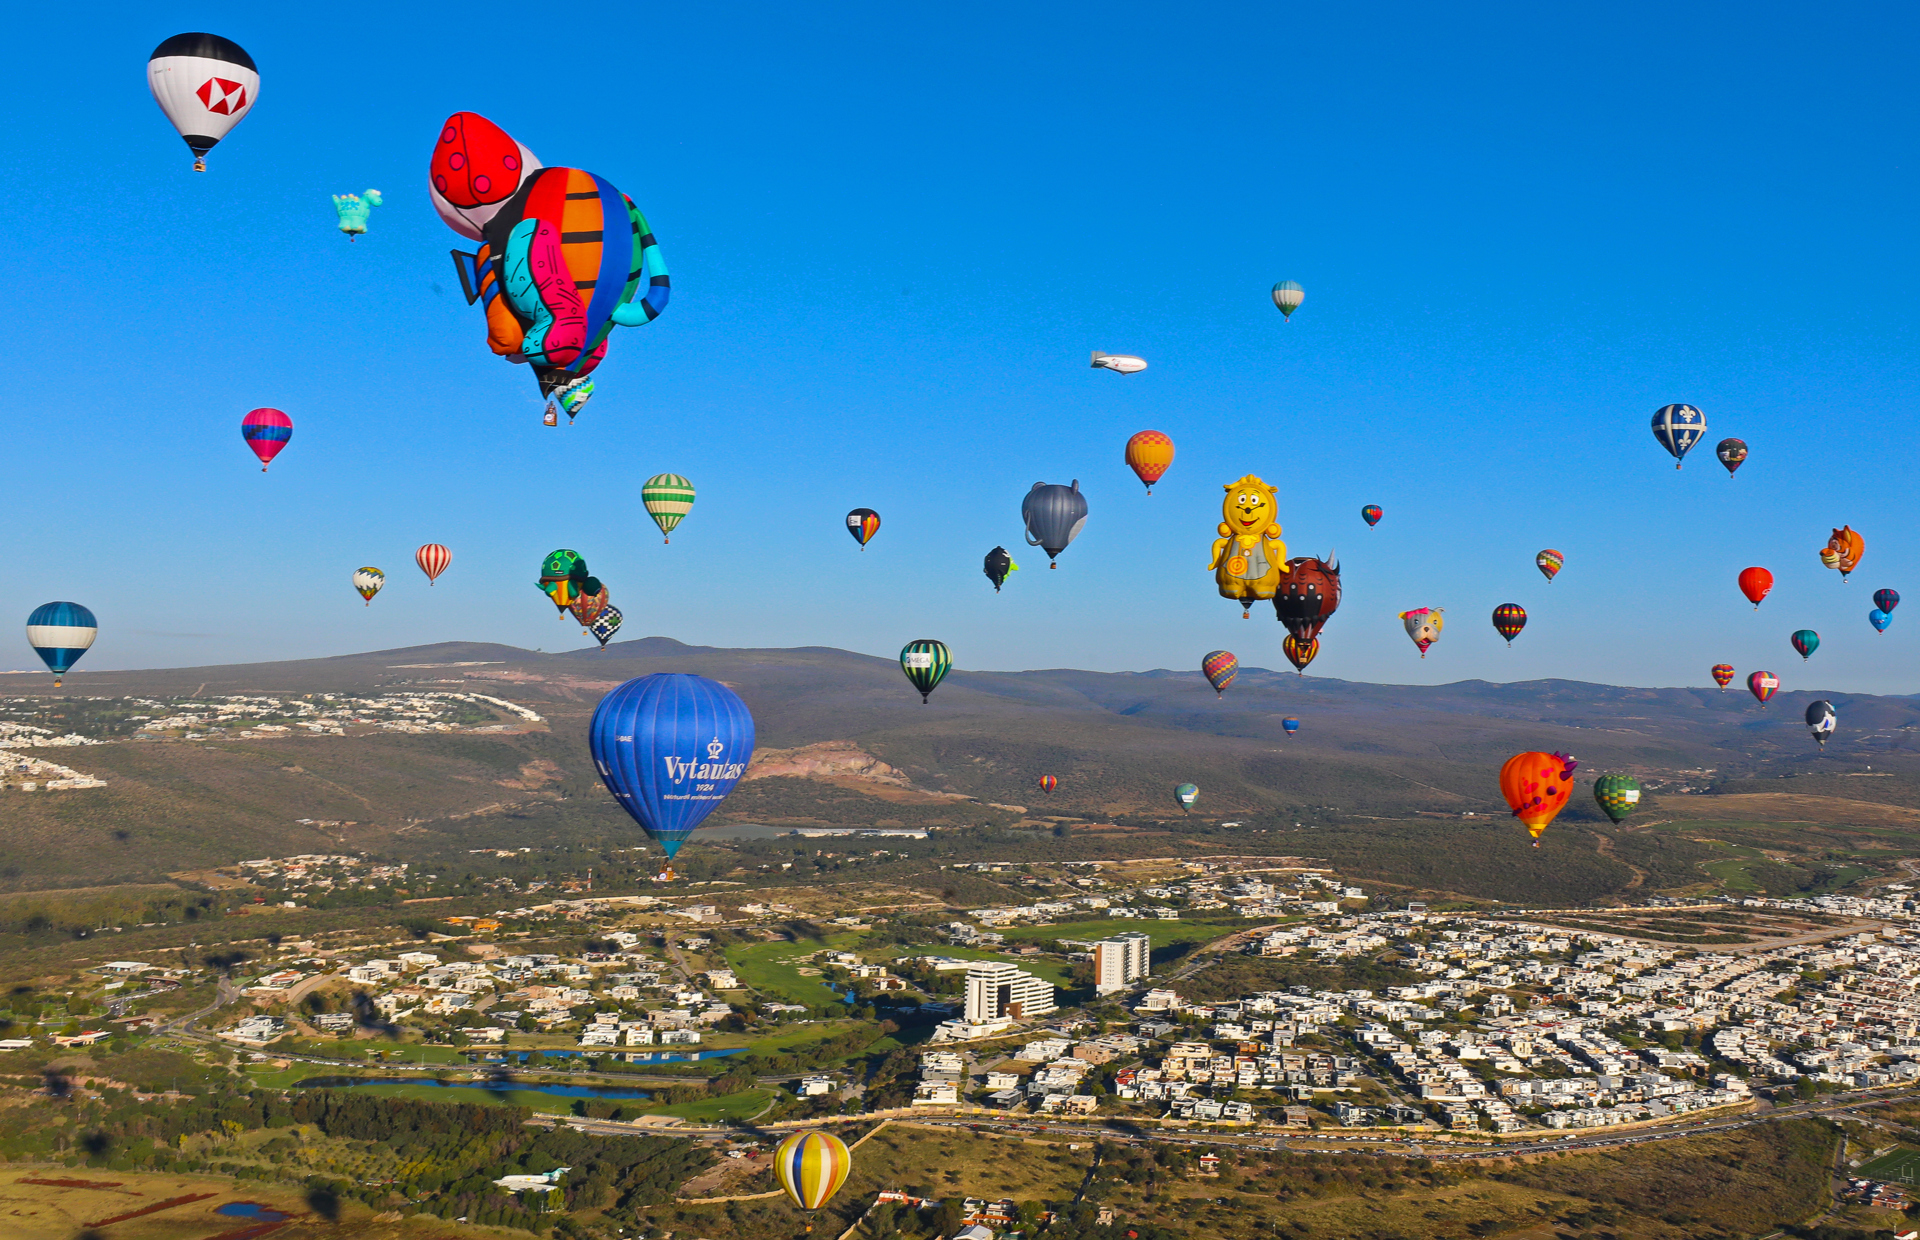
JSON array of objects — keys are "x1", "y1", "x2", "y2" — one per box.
[
  {"x1": 899, "y1": 639, "x2": 952, "y2": 703},
  {"x1": 641, "y1": 474, "x2": 695, "y2": 543}
]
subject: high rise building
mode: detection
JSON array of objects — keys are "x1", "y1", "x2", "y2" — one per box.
[
  {"x1": 963, "y1": 961, "x2": 1057, "y2": 1023},
  {"x1": 1092, "y1": 932, "x2": 1152, "y2": 994}
]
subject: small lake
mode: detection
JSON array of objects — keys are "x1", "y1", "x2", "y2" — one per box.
[
  {"x1": 296, "y1": 1076, "x2": 653, "y2": 1101},
  {"x1": 215, "y1": 1202, "x2": 290, "y2": 1221},
  {"x1": 474, "y1": 1048, "x2": 742, "y2": 1064}
]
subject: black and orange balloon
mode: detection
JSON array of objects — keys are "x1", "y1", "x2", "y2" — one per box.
[
  {"x1": 1273, "y1": 554, "x2": 1342, "y2": 642},
  {"x1": 1491, "y1": 603, "x2": 1528, "y2": 646},
  {"x1": 1282, "y1": 634, "x2": 1319, "y2": 673}
]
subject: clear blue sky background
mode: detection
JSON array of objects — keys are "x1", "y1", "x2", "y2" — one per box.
[{"x1": 3, "y1": 3, "x2": 1915, "y2": 693}]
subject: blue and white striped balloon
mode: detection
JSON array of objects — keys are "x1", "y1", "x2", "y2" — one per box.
[
  {"x1": 1650, "y1": 403, "x2": 1708, "y2": 469},
  {"x1": 26, "y1": 602, "x2": 97, "y2": 685}
]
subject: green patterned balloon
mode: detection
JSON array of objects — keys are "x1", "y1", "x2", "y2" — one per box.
[
  {"x1": 899, "y1": 639, "x2": 952, "y2": 703},
  {"x1": 641, "y1": 474, "x2": 695, "y2": 543},
  {"x1": 1593, "y1": 773, "x2": 1643, "y2": 824}
]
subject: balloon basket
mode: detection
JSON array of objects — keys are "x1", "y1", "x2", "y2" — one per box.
[{"x1": 193, "y1": 158, "x2": 206, "y2": 172}]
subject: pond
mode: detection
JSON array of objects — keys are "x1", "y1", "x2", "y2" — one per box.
[
  {"x1": 215, "y1": 1201, "x2": 290, "y2": 1221},
  {"x1": 474, "y1": 1048, "x2": 742, "y2": 1065},
  {"x1": 295, "y1": 1076, "x2": 653, "y2": 1101}
]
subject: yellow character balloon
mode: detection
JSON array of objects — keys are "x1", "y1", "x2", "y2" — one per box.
[{"x1": 1208, "y1": 475, "x2": 1290, "y2": 617}]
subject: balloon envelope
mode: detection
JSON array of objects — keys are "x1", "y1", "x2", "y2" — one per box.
[
  {"x1": 1748, "y1": 671, "x2": 1779, "y2": 704},
  {"x1": 416, "y1": 543, "x2": 451, "y2": 584},
  {"x1": 774, "y1": 1130, "x2": 851, "y2": 1211},
  {"x1": 353, "y1": 567, "x2": 385, "y2": 603},
  {"x1": 241, "y1": 408, "x2": 292, "y2": 470},
  {"x1": 1870, "y1": 608, "x2": 1892, "y2": 633},
  {"x1": 900, "y1": 640, "x2": 951, "y2": 702},
  {"x1": 1873, "y1": 588, "x2": 1900, "y2": 614},
  {"x1": 1716, "y1": 437, "x2": 1748, "y2": 476},
  {"x1": 1282, "y1": 635, "x2": 1318, "y2": 673},
  {"x1": 590, "y1": 604, "x2": 624, "y2": 649},
  {"x1": 1201, "y1": 650, "x2": 1239, "y2": 695},
  {"x1": 1710, "y1": 663, "x2": 1735, "y2": 689},
  {"x1": 1492, "y1": 604, "x2": 1528, "y2": 645},
  {"x1": 26, "y1": 602, "x2": 97, "y2": 683},
  {"x1": 148, "y1": 33, "x2": 257, "y2": 167},
  {"x1": 1281, "y1": 717, "x2": 1300, "y2": 735},
  {"x1": 1650, "y1": 403, "x2": 1708, "y2": 467},
  {"x1": 1271, "y1": 281, "x2": 1304, "y2": 317},
  {"x1": 983, "y1": 547, "x2": 1018, "y2": 592},
  {"x1": 429, "y1": 111, "x2": 541, "y2": 241},
  {"x1": 1038, "y1": 774, "x2": 1058, "y2": 793},
  {"x1": 1805, "y1": 699, "x2": 1836, "y2": 747},
  {"x1": 1536, "y1": 550, "x2": 1564, "y2": 582},
  {"x1": 1499, "y1": 751, "x2": 1577, "y2": 843},
  {"x1": 1273, "y1": 556, "x2": 1341, "y2": 642},
  {"x1": 1125, "y1": 431, "x2": 1175, "y2": 493},
  {"x1": 1399, "y1": 607, "x2": 1443, "y2": 657},
  {"x1": 1791, "y1": 629, "x2": 1819, "y2": 660},
  {"x1": 642, "y1": 475, "x2": 695, "y2": 543},
  {"x1": 1738, "y1": 567, "x2": 1774, "y2": 608},
  {"x1": 1174, "y1": 783, "x2": 1199, "y2": 808},
  {"x1": 589, "y1": 674, "x2": 755, "y2": 860},
  {"x1": 1361, "y1": 505, "x2": 1382, "y2": 527},
  {"x1": 846, "y1": 508, "x2": 881, "y2": 548},
  {"x1": 1593, "y1": 773, "x2": 1643, "y2": 823},
  {"x1": 1023, "y1": 481, "x2": 1088, "y2": 563}
]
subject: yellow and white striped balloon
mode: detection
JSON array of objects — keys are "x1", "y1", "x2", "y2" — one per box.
[{"x1": 775, "y1": 1129, "x2": 852, "y2": 1211}]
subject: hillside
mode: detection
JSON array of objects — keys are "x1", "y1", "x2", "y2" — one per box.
[{"x1": 2, "y1": 637, "x2": 1916, "y2": 897}]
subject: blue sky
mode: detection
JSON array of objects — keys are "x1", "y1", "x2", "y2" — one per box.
[{"x1": 3, "y1": 3, "x2": 1915, "y2": 693}]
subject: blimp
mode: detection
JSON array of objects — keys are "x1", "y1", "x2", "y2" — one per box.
[{"x1": 1091, "y1": 350, "x2": 1147, "y2": 374}]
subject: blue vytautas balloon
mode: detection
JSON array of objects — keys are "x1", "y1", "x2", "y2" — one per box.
[
  {"x1": 1650, "y1": 403, "x2": 1707, "y2": 469},
  {"x1": 588, "y1": 674, "x2": 755, "y2": 870},
  {"x1": 25, "y1": 602, "x2": 97, "y2": 686}
]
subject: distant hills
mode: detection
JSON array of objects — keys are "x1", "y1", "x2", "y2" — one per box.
[{"x1": 3, "y1": 637, "x2": 1916, "y2": 892}]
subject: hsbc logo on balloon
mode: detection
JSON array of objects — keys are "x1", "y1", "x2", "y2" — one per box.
[{"x1": 197, "y1": 77, "x2": 249, "y2": 116}]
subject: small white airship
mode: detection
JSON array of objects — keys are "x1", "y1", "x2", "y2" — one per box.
[{"x1": 1091, "y1": 350, "x2": 1147, "y2": 374}]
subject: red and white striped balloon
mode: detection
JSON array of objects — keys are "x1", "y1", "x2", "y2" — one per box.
[{"x1": 416, "y1": 544, "x2": 451, "y2": 585}]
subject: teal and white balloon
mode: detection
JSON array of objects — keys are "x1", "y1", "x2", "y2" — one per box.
[
  {"x1": 26, "y1": 602, "x2": 97, "y2": 687},
  {"x1": 1271, "y1": 281, "x2": 1304, "y2": 319}
]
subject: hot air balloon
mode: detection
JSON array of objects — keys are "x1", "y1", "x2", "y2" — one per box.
[
  {"x1": 26, "y1": 603, "x2": 96, "y2": 687},
  {"x1": 1536, "y1": 550, "x2": 1564, "y2": 583},
  {"x1": 1870, "y1": 609, "x2": 1892, "y2": 633},
  {"x1": 241, "y1": 408, "x2": 292, "y2": 471},
  {"x1": 641, "y1": 475, "x2": 694, "y2": 544},
  {"x1": 1873, "y1": 588, "x2": 1900, "y2": 615},
  {"x1": 539, "y1": 550, "x2": 589, "y2": 614},
  {"x1": 1747, "y1": 671, "x2": 1779, "y2": 705},
  {"x1": 1593, "y1": 773, "x2": 1642, "y2": 824},
  {"x1": 571, "y1": 583, "x2": 610, "y2": 633},
  {"x1": 352, "y1": 567, "x2": 385, "y2": 605},
  {"x1": 588, "y1": 674, "x2": 754, "y2": 879},
  {"x1": 1283, "y1": 635, "x2": 1318, "y2": 674},
  {"x1": 148, "y1": 34, "x2": 257, "y2": 172},
  {"x1": 1281, "y1": 717, "x2": 1300, "y2": 737},
  {"x1": 1174, "y1": 783, "x2": 1199, "y2": 811},
  {"x1": 1211, "y1": 476, "x2": 1288, "y2": 616},
  {"x1": 1716, "y1": 438, "x2": 1748, "y2": 476},
  {"x1": 416, "y1": 544, "x2": 451, "y2": 585},
  {"x1": 1274, "y1": 555, "x2": 1341, "y2": 644},
  {"x1": 1023, "y1": 481, "x2": 1088, "y2": 568},
  {"x1": 846, "y1": 508, "x2": 881, "y2": 549},
  {"x1": 1202, "y1": 650, "x2": 1239, "y2": 696},
  {"x1": 983, "y1": 547, "x2": 1018, "y2": 592},
  {"x1": 773, "y1": 1130, "x2": 852, "y2": 1216},
  {"x1": 1499, "y1": 750, "x2": 1577, "y2": 846},
  {"x1": 332, "y1": 190, "x2": 382, "y2": 240},
  {"x1": 1492, "y1": 604, "x2": 1528, "y2": 646},
  {"x1": 1710, "y1": 663, "x2": 1735, "y2": 689},
  {"x1": 1790, "y1": 629, "x2": 1819, "y2": 660},
  {"x1": 1650, "y1": 404, "x2": 1707, "y2": 468},
  {"x1": 1805, "y1": 700, "x2": 1836, "y2": 748},
  {"x1": 1271, "y1": 281, "x2": 1304, "y2": 318},
  {"x1": 1400, "y1": 608, "x2": 1444, "y2": 657},
  {"x1": 1819, "y1": 527, "x2": 1864, "y2": 580},
  {"x1": 900, "y1": 640, "x2": 951, "y2": 703},
  {"x1": 589, "y1": 604, "x2": 623, "y2": 650},
  {"x1": 1361, "y1": 505, "x2": 1382, "y2": 527},
  {"x1": 1738, "y1": 567, "x2": 1774, "y2": 609},
  {"x1": 1038, "y1": 774, "x2": 1058, "y2": 794},
  {"x1": 440, "y1": 115, "x2": 670, "y2": 423},
  {"x1": 1125, "y1": 431, "x2": 1175, "y2": 494},
  {"x1": 1091, "y1": 351, "x2": 1147, "y2": 374}
]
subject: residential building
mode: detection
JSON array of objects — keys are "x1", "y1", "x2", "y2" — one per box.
[
  {"x1": 1093, "y1": 932, "x2": 1153, "y2": 994},
  {"x1": 964, "y1": 961, "x2": 1057, "y2": 1024}
]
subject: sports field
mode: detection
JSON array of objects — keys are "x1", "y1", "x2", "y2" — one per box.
[{"x1": 1858, "y1": 1144, "x2": 1920, "y2": 1183}]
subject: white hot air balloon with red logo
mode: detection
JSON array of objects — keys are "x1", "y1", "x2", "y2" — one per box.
[
  {"x1": 416, "y1": 544, "x2": 451, "y2": 586},
  {"x1": 147, "y1": 34, "x2": 258, "y2": 172}
]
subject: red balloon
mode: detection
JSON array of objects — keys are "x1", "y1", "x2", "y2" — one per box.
[{"x1": 1738, "y1": 567, "x2": 1773, "y2": 609}]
